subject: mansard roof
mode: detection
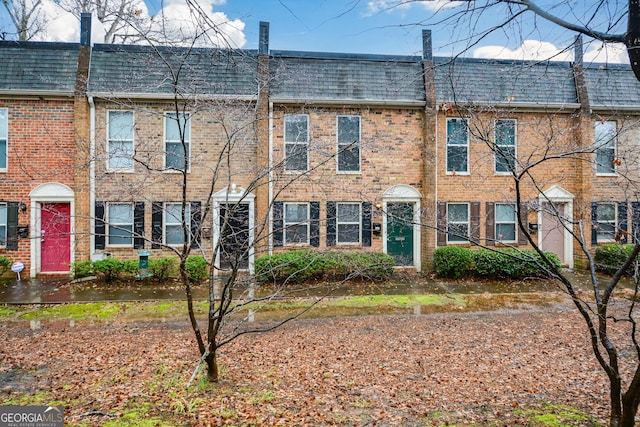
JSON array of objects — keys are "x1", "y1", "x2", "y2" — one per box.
[
  {"x1": 0, "y1": 41, "x2": 79, "y2": 95},
  {"x1": 87, "y1": 44, "x2": 260, "y2": 98},
  {"x1": 434, "y1": 57, "x2": 579, "y2": 107},
  {"x1": 269, "y1": 50, "x2": 426, "y2": 105},
  {"x1": 583, "y1": 63, "x2": 640, "y2": 110}
]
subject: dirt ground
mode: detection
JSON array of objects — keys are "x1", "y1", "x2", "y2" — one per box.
[{"x1": 0, "y1": 295, "x2": 617, "y2": 426}]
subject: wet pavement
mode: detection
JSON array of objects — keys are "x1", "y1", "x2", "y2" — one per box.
[{"x1": 0, "y1": 273, "x2": 565, "y2": 305}]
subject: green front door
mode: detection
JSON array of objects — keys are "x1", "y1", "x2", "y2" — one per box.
[{"x1": 387, "y1": 203, "x2": 414, "y2": 266}]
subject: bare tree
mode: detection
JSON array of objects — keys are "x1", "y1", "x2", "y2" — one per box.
[{"x1": 2, "y1": 0, "x2": 46, "y2": 40}]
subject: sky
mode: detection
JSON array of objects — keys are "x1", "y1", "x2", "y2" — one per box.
[{"x1": 0, "y1": 0, "x2": 631, "y2": 65}]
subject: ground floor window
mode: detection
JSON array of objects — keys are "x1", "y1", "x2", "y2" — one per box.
[{"x1": 447, "y1": 203, "x2": 469, "y2": 243}]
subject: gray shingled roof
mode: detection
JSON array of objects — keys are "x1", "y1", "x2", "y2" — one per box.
[
  {"x1": 584, "y1": 64, "x2": 640, "y2": 109},
  {"x1": 269, "y1": 51, "x2": 426, "y2": 104},
  {"x1": 0, "y1": 41, "x2": 79, "y2": 94},
  {"x1": 88, "y1": 44, "x2": 259, "y2": 97},
  {"x1": 434, "y1": 57, "x2": 578, "y2": 106}
]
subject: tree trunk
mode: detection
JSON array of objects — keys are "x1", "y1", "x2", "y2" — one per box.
[
  {"x1": 626, "y1": 0, "x2": 640, "y2": 81},
  {"x1": 205, "y1": 348, "x2": 219, "y2": 383}
]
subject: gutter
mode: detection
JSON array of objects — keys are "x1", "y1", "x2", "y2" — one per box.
[
  {"x1": 0, "y1": 91, "x2": 74, "y2": 99},
  {"x1": 88, "y1": 92, "x2": 257, "y2": 102},
  {"x1": 270, "y1": 98, "x2": 426, "y2": 107}
]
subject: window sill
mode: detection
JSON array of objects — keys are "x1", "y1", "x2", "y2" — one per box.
[
  {"x1": 106, "y1": 169, "x2": 134, "y2": 174},
  {"x1": 595, "y1": 173, "x2": 617, "y2": 177},
  {"x1": 336, "y1": 171, "x2": 362, "y2": 175},
  {"x1": 446, "y1": 171, "x2": 470, "y2": 176}
]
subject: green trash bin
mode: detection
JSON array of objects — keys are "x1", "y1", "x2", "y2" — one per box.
[{"x1": 136, "y1": 250, "x2": 153, "y2": 279}]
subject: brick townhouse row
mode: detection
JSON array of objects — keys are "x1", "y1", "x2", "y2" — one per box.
[{"x1": 1, "y1": 14, "x2": 639, "y2": 278}]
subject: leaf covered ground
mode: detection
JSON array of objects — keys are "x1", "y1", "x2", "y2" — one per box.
[{"x1": 0, "y1": 293, "x2": 615, "y2": 426}]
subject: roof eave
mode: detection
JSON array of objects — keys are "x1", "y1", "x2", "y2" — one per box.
[
  {"x1": 271, "y1": 97, "x2": 426, "y2": 107},
  {"x1": 0, "y1": 89, "x2": 75, "y2": 98},
  {"x1": 88, "y1": 92, "x2": 258, "y2": 102}
]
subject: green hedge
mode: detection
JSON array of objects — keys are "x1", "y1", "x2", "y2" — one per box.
[
  {"x1": 72, "y1": 255, "x2": 205, "y2": 282},
  {"x1": 433, "y1": 246, "x2": 561, "y2": 280},
  {"x1": 595, "y1": 244, "x2": 637, "y2": 275},
  {"x1": 255, "y1": 250, "x2": 395, "y2": 284}
]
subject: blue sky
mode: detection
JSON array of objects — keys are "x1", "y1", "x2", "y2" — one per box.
[{"x1": 0, "y1": 0, "x2": 630, "y2": 64}]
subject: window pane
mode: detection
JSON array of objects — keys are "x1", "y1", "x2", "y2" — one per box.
[
  {"x1": 496, "y1": 204, "x2": 516, "y2": 222},
  {"x1": 338, "y1": 203, "x2": 359, "y2": 222},
  {"x1": 108, "y1": 111, "x2": 133, "y2": 140},
  {"x1": 109, "y1": 226, "x2": 133, "y2": 245},
  {"x1": 166, "y1": 113, "x2": 190, "y2": 141},
  {"x1": 338, "y1": 116, "x2": 360, "y2": 143},
  {"x1": 108, "y1": 141, "x2": 133, "y2": 169},
  {"x1": 447, "y1": 224, "x2": 468, "y2": 242},
  {"x1": 338, "y1": 224, "x2": 359, "y2": 243},
  {"x1": 285, "y1": 143, "x2": 307, "y2": 171},
  {"x1": 0, "y1": 108, "x2": 7, "y2": 138},
  {"x1": 595, "y1": 121, "x2": 616, "y2": 174},
  {"x1": 0, "y1": 140, "x2": 6, "y2": 169},
  {"x1": 597, "y1": 203, "x2": 615, "y2": 221},
  {"x1": 338, "y1": 146, "x2": 360, "y2": 171},
  {"x1": 0, "y1": 204, "x2": 6, "y2": 246},
  {"x1": 496, "y1": 223, "x2": 516, "y2": 241},
  {"x1": 597, "y1": 148, "x2": 615, "y2": 174},
  {"x1": 285, "y1": 115, "x2": 308, "y2": 142},
  {"x1": 285, "y1": 224, "x2": 308, "y2": 244},
  {"x1": 166, "y1": 225, "x2": 185, "y2": 245},
  {"x1": 447, "y1": 119, "x2": 468, "y2": 145},
  {"x1": 447, "y1": 203, "x2": 468, "y2": 222},
  {"x1": 285, "y1": 203, "x2": 308, "y2": 222},
  {"x1": 109, "y1": 204, "x2": 132, "y2": 223},
  {"x1": 447, "y1": 146, "x2": 467, "y2": 172},
  {"x1": 166, "y1": 141, "x2": 187, "y2": 170},
  {"x1": 495, "y1": 146, "x2": 515, "y2": 173},
  {"x1": 495, "y1": 120, "x2": 515, "y2": 146}
]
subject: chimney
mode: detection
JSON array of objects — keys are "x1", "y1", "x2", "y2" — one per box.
[
  {"x1": 422, "y1": 29, "x2": 432, "y2": 61},
  {"x1": 574, "y1": 34, "x2": 583, "y2": 66},
  {"x1": 80, "y1": 13, "x2": 91, "y2": 47},
  {"x1": 259, "y1": 21, "x2": 269, "y2": 55}
]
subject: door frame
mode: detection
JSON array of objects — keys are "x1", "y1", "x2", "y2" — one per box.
[
  {"x1": 29, "y1": 183, "x2": 75, "y2": 277},
  {"x1": 212, "y1": 185, "x2": 255, "y2": 275},
  {"x1": 382, "y1": 184, "x2": 422, "y2": 272},
  {"x1": 538, "y1": 184, "x2": 574, "y2": 268}
]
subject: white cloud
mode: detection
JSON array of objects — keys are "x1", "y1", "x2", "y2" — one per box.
[
  {"x1": 30, "y1": 0, "x2": 245, "y2": 48},
  {"x1": 473, "y1": 39, "x2": 630, "y2": 64},
  {"x1": 365, "y1": 0, "x2": 462, "y2": 16}
]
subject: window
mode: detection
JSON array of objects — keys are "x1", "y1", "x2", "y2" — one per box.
[
  {"x1": 107, "y1": 111, "x2": 134, "y2": 171},
  {"x1": 595, "y1": 121, "x2": 616, "y2": 174},
  {"x1": 596, "y1": 203, "x2": 616, "y2": 242},
  {"x1": 0, "y1": 203, "x2": 6, "y2": 246},
  {"x1": 108, "y1": 203, "x2": 133, "y2": 246},
  {"x1": 337, "y1": 203, "x2": 361, "y2": 244},
  {"x1": 337, "y1": 115, "x2": 361, "y2": 172},
  {"x1": 446, "y1": 118, "x2": 469, "y2": 173},
  {"x1": 495, "y1": 203, "x2": 517, "y2": 242},
  {"x1": 447, "y1": 203, "x2": 469, "y2": 243},
  {"x1": 495, "y1": 119, "x2": 516, "y2": 173},
  {"x1": 284, "y1": 203, "x2": 309, "y2": 245},
  {"x1": 165, "y1": 112, "x2": 190, "y2": 171},
  {"x1": 165, "y1": 203, "x2": 190, "y2": 246},
  {"x1": 284, "y1": 115, "x2": 308, "y2": 171},
  {"x1": 0, "y1": 108, "x2": 7, "y2": 171}
]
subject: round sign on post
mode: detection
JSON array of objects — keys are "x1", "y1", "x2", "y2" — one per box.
[{"x1": 11, "y1": 261, "x2": 24, "y2": 281}]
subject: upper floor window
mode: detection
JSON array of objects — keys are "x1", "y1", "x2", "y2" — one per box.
[
  {"x1": 165, "y1": 112, "x2": 190, "y2": 172},
  {"x1": 337, "y1": 115, "x2": 361, "y2": 172},
  {"x1": 0, "y1": 108, "x2": 7, "y2": 171},
  {"x1": 108, "y1": 203, "x2": 133, "y2": 247},
  {"x1": 495, "y1": 119, "x2": 516, "y2": 174},
  {"x1": 495, "y1": 203, "x2": 517, "y2": 242},
  {"x1": 165, "y1": 203, "x2": 190, "y2": 246},
  {"x1": 596, "y1": 203, "x2": 616, "y2": 242},
  {"x1": 337, "y1": 202, "x2": 361, "y2": 244},
  {"x1": 446, "y1": 118, "x2": 469, "y2": 173},
  {"x1": 107, "y1": 111, "x2": 134, "y2": 171},
  {"x1": 0, "y1": 203, "x2": 6, "y2": 247},
  {"x1": 447, "y1": 202, "x2": 469, "y2": 243},
  {"x1": 284, "y1": 114, "x2": 309, "y2": 172},
  {"x1": 284, "y1": 202, "x2": 309, "y2": 245},
  {"x1": 595, "y1": 121, "x2": 616, "y2": 175}
]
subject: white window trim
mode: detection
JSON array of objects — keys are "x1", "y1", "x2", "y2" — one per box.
[
  {"x1": 595, "y1": 121, "x2": 617, "y2": 176},
  {"x1": 446, "y1": 202, "x2": 470, "y2": 244},
  {"x1": 107, "y1": 202, "x2": 134, "y2": 248},
  {"x1": 336, "y1": 115, "x2": 362, "y2": 174},
  {"x1": 283, "y1": 202, "x2": 310, "y2": 246},
  {"x1": 284, "y1": 114, "x2": 310, "y2": 173},
  {"x1": 596, "y1": 202, "x2": 617, "y2": 243},
  {"x1": 495, "y1": 202, "x2": 517, "y2": 243},
  {"x1": 446, "y1": 117, "x2": 470, "y2": 175},
  {"x1": 164, "y1": 202, "x2": 190, "y2": 246},
  {"x1": 106, "y1": 110, "x2": 135, "y2": 173},
  {"x1": 164, "y1": 112, "x2": 191, "y2": 173},
  {"x1": 0, "y1": 108, "x2": 8, "y2": 173},
  {"x1": 336, "y1": 202, "x2": 362, "y2": 245},
  {"x1": 494, "y1": 118, "x2": 517, "y2": 175}
]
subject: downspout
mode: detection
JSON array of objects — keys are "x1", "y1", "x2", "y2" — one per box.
[
  {"x1": 268, "y1": 101, "x2": 274, "y2": 255},
  {"x1": 88, "y1": 96, "x2": 96, "y2": 257}
]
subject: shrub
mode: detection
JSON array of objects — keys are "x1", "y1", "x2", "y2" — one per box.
[
  {"x1": 150, "y1": 257, "x2": 177, "y2": 281},
  {"x1": 433, "y1": 246, "x2": 473, "y2": 279},
  {"x1": 93, "y1": 258, "x2": 126, "y2": 283},
  {"x1": 185, "y1": 255, "x2": 208, "y2": 281},
  {"x1": 595, "y1": 244, "x2": 636, "y2": 275},
  {"x1": 71, "y1": 260, "x2": 94, "y2": 279},
  {"x1": 255, "y1": 250, "x2": 395, "y2": 284},
  {"x1": 473, "y1": 248, "x2": 561, "y2": 279},
  {"x1": 122, "y1": 259, "x2": 139, "y2": 275},
  {"x1": 0, "y1": 256, "x2": 11, "y2": 276}
]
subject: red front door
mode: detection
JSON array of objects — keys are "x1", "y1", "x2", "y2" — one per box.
[{"x1": 41, "y1": 203, "x2": 71, "y2": 272}]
